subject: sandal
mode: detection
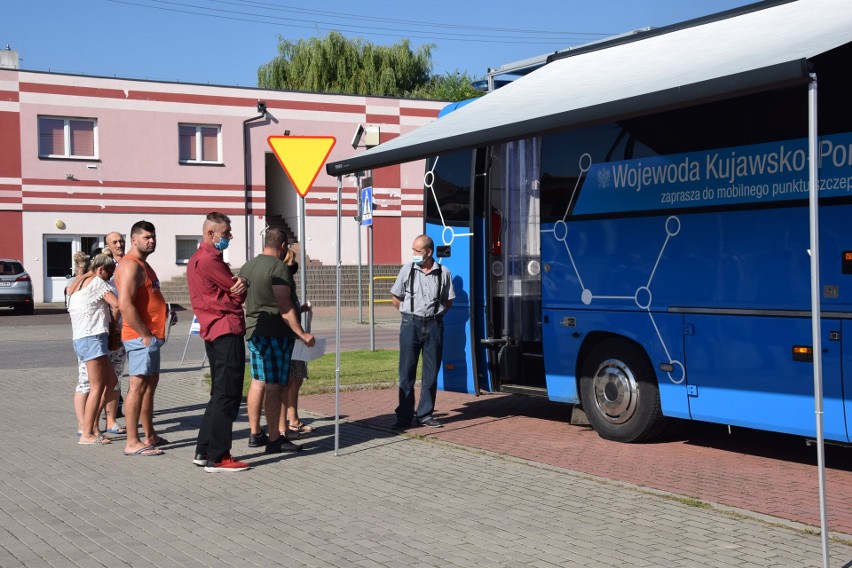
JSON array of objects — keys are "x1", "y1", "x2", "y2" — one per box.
[
  {"x1": 289, "y1": 422, "x2": 314, "y2": 435},
  {"x1": 124, "y1": 445, "x2": 163, "y2": 457},
  {"x1": 78, "y1": 434, "x2": 111, "y2": 445},
  {"x1": 106, "y1": 425, "x2": 127, "y2": 435}
]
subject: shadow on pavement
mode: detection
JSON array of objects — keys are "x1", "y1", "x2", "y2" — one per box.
[{"x1": 335, "y1": 389, "x2": 852, "y2": 474}]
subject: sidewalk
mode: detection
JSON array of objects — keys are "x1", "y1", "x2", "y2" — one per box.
[
  {"x1": 301, "y1": 388, "x2": 852, "y2": 538},
  {"x1": 2, "y1": 364, "x2": 851, "y2": 566},
  {"x1": 2, "y1": 305, "x2": 851, "y2": 566},
  {"x1": 304, "y1": 305, "x2": 852, "y2": 539}
]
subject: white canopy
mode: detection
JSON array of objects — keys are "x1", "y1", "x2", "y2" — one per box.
[{"x1": 327, "y1": 0, "x2": 852, "y2": 176}]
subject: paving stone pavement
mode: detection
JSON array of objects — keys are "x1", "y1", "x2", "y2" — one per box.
[
  {"x1": 299, "y1": 389, "x2": 852, "y2": 539},
  {"x1": 2, "y1": 357, "x2": 852, "y2": 567},
  {"x1": 2, "y1": 306, "x2": 852, "y2": 567}
]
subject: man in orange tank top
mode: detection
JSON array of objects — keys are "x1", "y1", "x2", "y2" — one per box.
[{"x1": 114, "y1": 220, "x2": 168, "y2": 457}]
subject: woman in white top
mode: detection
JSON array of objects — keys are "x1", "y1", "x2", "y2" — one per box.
[
  {"x1": 67, "y1": 253, "x2": 120, "y2": 445},
  {"x1": 72, "y1": 248, "x2": 127, "y2": 437}
]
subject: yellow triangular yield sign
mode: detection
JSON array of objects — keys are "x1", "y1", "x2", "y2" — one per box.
[{"x1": 267, "y1": 136, "x2": 336, "y2": 197}]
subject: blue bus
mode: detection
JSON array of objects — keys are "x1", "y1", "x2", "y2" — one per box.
[
  {"x1": 427, "y1": 68, "x2": 852, "y2": 444},
  {"x1": 325, "y1": 0, "x2": 852, "y2": 443}
]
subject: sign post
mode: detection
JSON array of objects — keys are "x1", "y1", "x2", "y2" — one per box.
[
  {"x1": 359, "y1": 180, "x2": 374, "y2": 328},
  {"x1": 267, "y1": 135, "x2": 336, "y2": 327},
  {"x1": 355, "y1": 174, "x2": 363, "y2": 323},
  {"x1": 360, "y1": 185, "x2": 376, "y2": 350},
  {"x1": 360, "y1": 185, "x2": 373, "y2": 227},
  {"x1": 267, "y1": 135, "x2": 343, "y2": 453}
]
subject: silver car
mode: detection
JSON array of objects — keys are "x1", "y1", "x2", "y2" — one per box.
[{"x1": 0, "y1": 259, "x2": 34, "y2": 315}]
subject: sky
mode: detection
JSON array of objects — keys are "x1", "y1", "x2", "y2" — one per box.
[{"x1": 4, "y1": 0, "x2": 756, "y2": 88}]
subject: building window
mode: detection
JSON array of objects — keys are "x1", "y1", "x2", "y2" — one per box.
[
  {"x1": 176, "y1": 236, "x2": 201, "y2": 264},
  {"x1": 38, "y1": 117, "x2": 98, "y2": 159},
  {"x1": 179, "y1": 124, "x2": 221, "y2": 164}
]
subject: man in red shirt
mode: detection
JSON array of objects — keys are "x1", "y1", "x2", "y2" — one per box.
[{"x1": 186, "y1": 212, "x2": 251, "y2": 472}]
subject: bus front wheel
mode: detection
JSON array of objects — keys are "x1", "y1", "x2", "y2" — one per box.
[{"x1": 579, "y1": 339, "x2": 666, "y2": 442}]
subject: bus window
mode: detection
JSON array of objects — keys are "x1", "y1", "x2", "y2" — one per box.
[{"x1": 425, "y1": 150, "x2": 474, "y2": 226}]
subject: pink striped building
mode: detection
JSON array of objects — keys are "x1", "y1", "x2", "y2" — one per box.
[{"x1": 0, "y1": 68, "x2": 444, "y2": 303}]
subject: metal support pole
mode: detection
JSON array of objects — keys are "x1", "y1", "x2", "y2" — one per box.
[
  {"x1": 357, "y1": 174, "x2": 363, "y2": 324},
  {"x1": 369, "y1": 223, "x2": 375, "y2": 351},
  {"x1": 807, "y1": 73, "x2": 830, "y2": 568},
  {"x1": 367, "y1": 169, "x2": 375, "y2": 350},
  {"x1": 298, "y1": 196, "x2": 307, "y2": 329},
  {"x1": 334, "y1": 176, "x2": 342, "y2": 456}
]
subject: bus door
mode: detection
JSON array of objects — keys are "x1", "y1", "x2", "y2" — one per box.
[
  {"x1": 480, "y1": 140, "x2": 547, "y2": 395},
  {"x1": 424, "y1": 150, "x2": 482, "y2": 395}
]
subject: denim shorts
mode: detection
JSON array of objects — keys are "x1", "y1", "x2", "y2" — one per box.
[
  {"x1": 124, "y1": 336, "x2": 164, "y2": 377},
  {"x1": 73, "y1": 333, "x2": 109, "y2": 363},
  {"x1": 247, "y1": 335, "x2": 293, "y2": 385}
]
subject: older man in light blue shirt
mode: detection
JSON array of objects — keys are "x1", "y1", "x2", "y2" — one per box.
[{"x1": 390, "y1": 234, "x2": 455, "y2": 429}]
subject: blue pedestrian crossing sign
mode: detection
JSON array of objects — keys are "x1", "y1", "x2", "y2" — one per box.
[{"x1": 361, "y1": 186, "x2": 373, "y2": 226}]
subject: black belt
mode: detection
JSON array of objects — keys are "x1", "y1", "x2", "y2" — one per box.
[{"x1": 409, "y1": 313, "x2": 443, "y2": 321}]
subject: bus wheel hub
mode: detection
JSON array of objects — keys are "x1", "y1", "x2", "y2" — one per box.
[{"x1": 592, "y1": 358, "x2": 639, "y2": 425}]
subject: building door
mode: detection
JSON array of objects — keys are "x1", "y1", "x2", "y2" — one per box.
[{"x1": 43, "y1": 236, "x2": 101, "y2": 303}]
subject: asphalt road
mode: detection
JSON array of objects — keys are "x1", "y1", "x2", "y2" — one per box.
[{"x1": 0, "y1": 303, "x2": 400, "y2": 369}]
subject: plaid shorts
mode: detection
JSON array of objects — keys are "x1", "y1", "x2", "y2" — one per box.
[{"x1": 247, "y1": 335, "x2": 294, "y2": 385}]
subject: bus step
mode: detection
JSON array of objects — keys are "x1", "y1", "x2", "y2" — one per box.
[
  {"x1": 499, "y1": 384, "x2": 548, "y2": 397},
  {"x1": 806, "y1": 438, "x2": 852, "y2": 449}
]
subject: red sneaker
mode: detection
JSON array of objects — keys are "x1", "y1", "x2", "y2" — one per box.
[{"x1": 204, "y1": 453, "x2": 250, "y2": 472}]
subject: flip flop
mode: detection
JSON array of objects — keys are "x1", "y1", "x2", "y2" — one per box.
[
  {"x1": 106, "y1": 425, "x2": 127, "y2": 435},
  {"x1": 124, "y1": 445, "x2": 163, "y2": 457},
  {"x1": 78, "y1": 434, "x2": 111, "y2": 446},
  {"x1": 289, "y1": 423, "x2": 314, "y2": 435}
]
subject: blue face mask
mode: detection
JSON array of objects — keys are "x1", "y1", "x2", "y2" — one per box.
[
  {"x1": 214, "y1": 235, "x2": 230, "y2": 251},
  {"x1": 412, "y1": 254, "x2": 427, "y2": 266}
]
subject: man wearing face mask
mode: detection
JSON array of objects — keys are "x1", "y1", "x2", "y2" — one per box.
[
  {"x1": 390, "y1": 234, "x2": 455, "y2": 429},
  {"x1": 186, "y1": 212, "x2": 251, "y2": 472}
]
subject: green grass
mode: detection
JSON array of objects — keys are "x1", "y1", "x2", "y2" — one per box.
[{"x1": 237, "y1": 349, "x2": 417, "y2": 397}]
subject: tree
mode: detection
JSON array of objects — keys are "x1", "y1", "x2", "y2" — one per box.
[
  {"x1": 408, "y1": 71, "x2": 484, "y2": 102},
  {"x1": 257, "y1": 32, "x2": 483, "y2": 102}
]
